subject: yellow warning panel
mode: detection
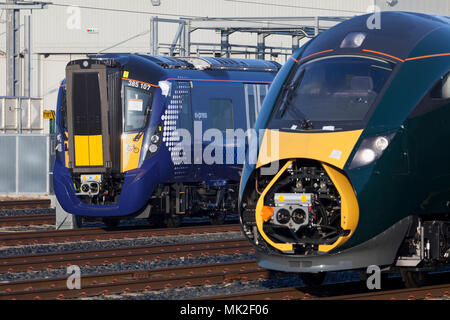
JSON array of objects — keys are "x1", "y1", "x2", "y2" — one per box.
[
  {"x1": 88, "y1": 135, "x2": 104, "y2": 166},
  {"x1": 64, "y1": 132, "x2": 70, "y2": 168},
  {"x1": 121, "y1": 133, "x2": 143, "y2": 172},
  {"x1": 74, "y1": 135, "x2": 103, "y2": 167},
  {"x1": 74, "y1": 135, "x2": 90, "y2": 167}
]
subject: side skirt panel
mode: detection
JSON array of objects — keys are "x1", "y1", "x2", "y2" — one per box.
[{"x1": 256, "y1": 215, "x2": 413, "y2": 273}]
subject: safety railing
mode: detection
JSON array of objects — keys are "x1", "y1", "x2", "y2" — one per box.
[{"x1": 0, "y1": 96, "x2": 44, "y2": 133}]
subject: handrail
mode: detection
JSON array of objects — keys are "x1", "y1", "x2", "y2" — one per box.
[{"x1": 0, "y1": 97, "x2": 44, "y2": 133}]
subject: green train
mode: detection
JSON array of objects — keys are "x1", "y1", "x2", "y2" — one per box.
[{"x1": 239, "y1": 12, "x2": 450, "y2": 287}]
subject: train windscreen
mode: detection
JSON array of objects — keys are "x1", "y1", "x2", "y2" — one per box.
[
  {"x1": 271, "y1": 56, "x2": 394, "y2": 129},
  {"x1": 124, "y1": 87, "x2": 153, "y2": 132}
]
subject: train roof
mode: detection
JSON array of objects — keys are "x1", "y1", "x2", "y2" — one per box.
[
  {"x1": 300, "y1": 11, "x2": 450, "y2": 63},
  {"x1": 82, "y1": 53, "x2": 281, "y2": 73},
  {"x1": 135, "y1": 55, "x2": 281, "y2": 72},
  {"x1": 67, "y1": 54, "x2": 279, "y2": 89}
]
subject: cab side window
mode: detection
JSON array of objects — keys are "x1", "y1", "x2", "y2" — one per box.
[
  {"x1": 431, "y1": 72, "x2": 450, "y2": 100},
  {"x1": 409, "y1": 71, "x2": 450, "y2": 119},
  {"x1": 208, "y1": 98, "x2": 234, "y2": 133}
]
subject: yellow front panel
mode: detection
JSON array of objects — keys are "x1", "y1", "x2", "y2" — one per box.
[
  {"x1": 257, "y1": 129, "x2": 364, "y2": 170},
  {"x1": 74, "y1": 135, "x2": 90, "y2": 167},
  {"x1": 121, "y1": 133, "x2": 143, "y2": 172},
  {"x1": 319, "y1": 164, "x2": 359, "y2": 252},
  {"x1": 255, "y1": 161, "x2": 295, "y2": 252},
  {"x1": 88, "y1": 135, "x2": 104, "y2": 166},
  {"x1": 254, "y1": 129, "x2": 363, "y2": 253},
  {"x1": 64, "y1": 132, "x2": 70, "y2": 168},
  {"x1": 74, "y1": 135, "x2": 104, "y2": 167}
]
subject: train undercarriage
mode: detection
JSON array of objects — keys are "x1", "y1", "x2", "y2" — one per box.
[
  {"x1": 74, "y1": 181, "x2": 239, "y2": 228},
  {"x1": 393, "y1": 215, "x2": 450, "y2": 286},
  {"x1": 146, "y1": 182, "x2": 239, "y2": 227}
]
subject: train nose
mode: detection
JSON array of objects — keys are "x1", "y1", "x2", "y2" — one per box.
[
  {"x1": 244, "y1": 128, "x2": 366, "y2": 255},
  {"x1": 252, "y1": 159, "x2": 359, "y2": 254}
]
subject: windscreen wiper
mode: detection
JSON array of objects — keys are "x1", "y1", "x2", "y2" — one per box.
[
  {"x1": 279, "y1": 70, "x2": 305, "y2": 118},
  {"x1": 134, "y1": 106, "x2": 151, "y2": 142},
  {"x1": 300, "y1": 119, "x2": 313, "y2": 130}
]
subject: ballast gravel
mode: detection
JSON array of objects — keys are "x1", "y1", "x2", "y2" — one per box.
[
  {"x1": 0, "y1": 230, "x2": 245, "y2": 257},
  {"x1": 0, "y1": 208, "x2": 55, "y2": 217},
  {"x1": 0, "y1": 252, "x2": 256, "y2": 283}
]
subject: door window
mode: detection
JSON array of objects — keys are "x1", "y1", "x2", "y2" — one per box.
[{"x1": 208, "y1": 98, "x2": 234, "y2": 133}]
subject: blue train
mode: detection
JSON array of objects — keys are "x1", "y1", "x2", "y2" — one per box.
[{"x1": 54, "y1": 55, "x2": 279, "y2": 227}]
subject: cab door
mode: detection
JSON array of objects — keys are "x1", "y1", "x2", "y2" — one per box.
[{"x1": 66, "y1": 62, "x2": 116, "y2": 174}]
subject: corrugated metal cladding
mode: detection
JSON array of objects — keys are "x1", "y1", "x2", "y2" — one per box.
[
  {"x1": 26, "y1": 0, "x2": 450, "y2": 53},
  {"x1": 0, "y1": 0, "x2": 449, "y2": 105}
]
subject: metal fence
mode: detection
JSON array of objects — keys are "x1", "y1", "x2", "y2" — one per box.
[
  {"x1": 0, "y1": 97, "x2": 44, "y2": 133},
  {"x1": 0, "y1": 134, "x2": 51, "y2": 194}
]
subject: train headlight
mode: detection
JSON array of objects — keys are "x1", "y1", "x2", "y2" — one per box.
[
  {"x1": 340, "y1": 32, "x2": 367, "y2": 48},
  {"x1": 374, "y1": 137, "x2": 389, "y2": 151},
  {"x1": 149, "y1": 144, "x2": 158, "y2": 153},
  {"x1": 143, "y1": 124, "x2": 163, "y2": 162},
  {"x1": 349, "y1": 133, "x2": 396, "y2": 169},
  {"x1": 359, "y1": 149, "x2": 376, "y2": 164},
  {"x1": 150, "y1": 134, "x2": 160, "y2": 144}
]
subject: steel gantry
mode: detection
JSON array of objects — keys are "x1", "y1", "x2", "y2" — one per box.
[{"x1": 1, "y1": 1, "x2": 50, "y2": 97}]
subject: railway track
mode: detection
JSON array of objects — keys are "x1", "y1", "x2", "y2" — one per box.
[
  {"x1": 321, "y1": 283, "x2": 450, "y2": 300},
  {"x1": 0, "y1": 215, "x2": 55, "y2": 228},
  {"x1": 204, "y1": 285, "x2": 450, "y2": 301},
  {"x1": 3, "y1": 257, "x2": 449, "y2": 300},
  {"x1": 2, "y1": 214, "x2": 447, "y2": 300},
  {"x1": 0, "y1": 224, "x2": 242, "y2": 246},
  {"x1": 0, "y1": 199, "x2": 51, "y2": 210},
  {"x1": 0, "y1": 260, "x2": 267, "y2": 300},
  {"x1": 0, "y1": 239, "x2": 253, "y2": 273},
  {"x1": 1, "y1": 229, "x2": 449, "y2": 301},
  {"x1": 203, "y1": 273, "x2": 450, "y2": 301}
]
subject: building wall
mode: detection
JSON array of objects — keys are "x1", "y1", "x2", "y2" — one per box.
[
  {"x1": 0, "y1": 54, "x2": 5, "y2": 96},
  {"x1": 0, "y1": 0, "x2": 449, "y2": 108},
  {"x1": 378, "y1": 0, "x2": 449, "y2": 14},
  {"x1": 30, "y1": 0, "x2": 373, "y2": 54}
]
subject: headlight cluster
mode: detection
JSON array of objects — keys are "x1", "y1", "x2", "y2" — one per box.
[
  {"x1": 141, "y1": 124, "x2": 163, "y2": 164},
  {"x1": 349, "y1": 133, "x2": 396, "y2": 169}
]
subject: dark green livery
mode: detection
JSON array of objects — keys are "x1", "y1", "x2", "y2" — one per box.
[{"x1": 239, "y1": 12, "x2": 450, "y2": 286}]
